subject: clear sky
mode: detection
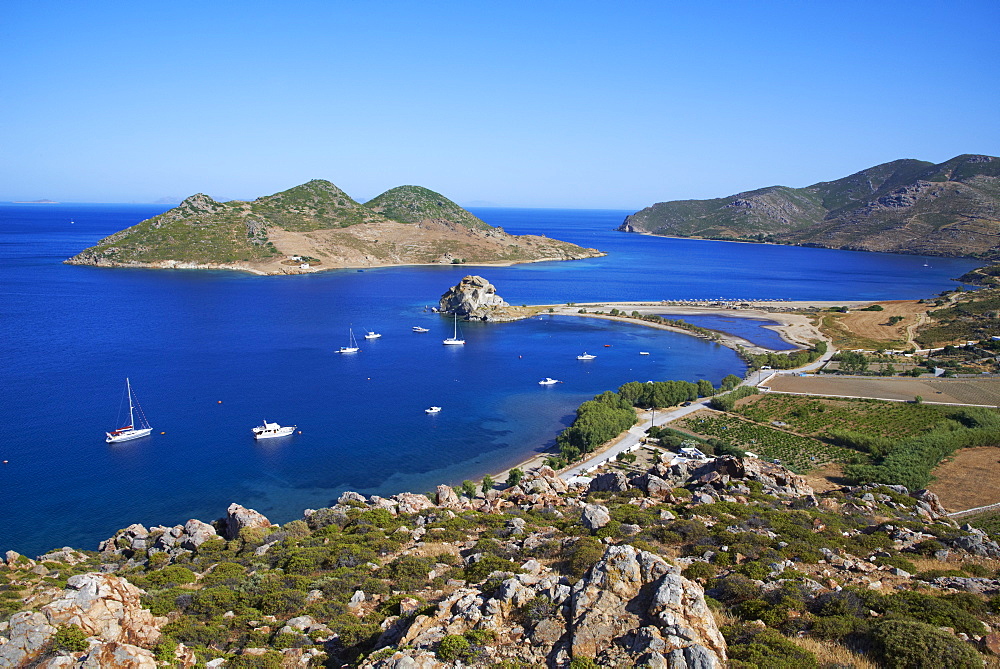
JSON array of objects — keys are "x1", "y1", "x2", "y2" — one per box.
[{"x1": 2, "y1": 1, "x2": 998, "y2": 208}]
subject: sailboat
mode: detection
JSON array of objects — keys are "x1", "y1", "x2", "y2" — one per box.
[
  {"x1": 337, "y1": 327, "x2": 360, "y2": 353},
  {"x1": 442, "y1": 313, "x2": 465, "y2": 345},
  {"x1": 106, "y1": 378, "x2": 153, "y2": 443}
]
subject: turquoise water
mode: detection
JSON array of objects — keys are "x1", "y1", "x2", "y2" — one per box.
[{"x1": 0, "y1": 204, "x2": 981, "y2": 556}]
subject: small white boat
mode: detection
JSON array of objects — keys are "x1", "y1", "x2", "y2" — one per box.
[
  {"x1": 425, "y1": 406, "x2": 442, "y2": 414},
  {"x1": 338, "y1": 327, "x2": 361, "y2": 353},
  {"x1": 412, "y1": 326, "x2": 429, "y2": 333},
  {"x1": 106, "y1": 378, "x2": 153, "y2": 443},
  {"x1": 639, "y1": 351, "x2": 650, "y2": 355},
  {"x1": 364, "y1": 331, "x2": 382, "y2": 340},
  {"x1": 253, "y1": 420, "x2": 296, "y2": 440},
  {"x1": 577, "y1": 352, "x2": 596, "y2": 360},
  {"x1": 443, "y1": 314, "x2": 465, "y2": 346},
  {"x1": 538, "y1": 377, "x2": 560, "y2": 385}
]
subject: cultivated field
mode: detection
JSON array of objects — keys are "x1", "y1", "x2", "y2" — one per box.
[
  {"x1": 763, "y1": 376, "x2": 1000, "y2": 406},
  {"x1": 928, "y1": 447, "x2": 1000, "y2": 512},
  {"x1": 673, "y1": 410, "x2": 855, "y2": 473}
]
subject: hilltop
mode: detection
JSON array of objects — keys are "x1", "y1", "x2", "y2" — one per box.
[
  {"x1": 621, "y1": 154, "x2": 1000, "y2": 259},
  {"x1": 65, "y1": 181, "x2": 602, "y2": 274}
]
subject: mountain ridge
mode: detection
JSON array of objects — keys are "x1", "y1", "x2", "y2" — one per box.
[{"x1": 621, "y1": 154, "x2": 1000, "y2": 259}]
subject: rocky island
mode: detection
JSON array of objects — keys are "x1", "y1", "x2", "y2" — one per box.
[
  {"x1": 65, "y1": 182, "x2": 603, "y2": 274},
  {"x1": 621, "y1": 154, "x2": 1000, "y2": 260}
]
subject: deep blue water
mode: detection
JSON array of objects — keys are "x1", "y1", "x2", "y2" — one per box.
[{"x1": 0, "y1": 203, "x2": 981, "y2": 556}]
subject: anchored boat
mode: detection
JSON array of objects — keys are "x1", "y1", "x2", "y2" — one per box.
[{"x1": 106, "y1": 378, "x2": 153, "y2": 443}]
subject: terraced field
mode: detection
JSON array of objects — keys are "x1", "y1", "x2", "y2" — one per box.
[
  {"x1": 736, "y1": 394, "x2": 951, "y2": 438},
  {"x1": 674, "y1": 411, "x2": 857, "y2": 473}
]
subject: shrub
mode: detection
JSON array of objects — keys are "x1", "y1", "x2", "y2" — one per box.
[
  {"x1": 437, "y1": 634, "x2": 472, "y2": 661},
  {"x1": 723, "y1": 623, "x2": 818, "y2": 668},
  {"x1": 682, "y1": 561, "x2": 718, "y2": 581},
  {"x1": 145, "y1": 565, "x2": 196, "y2": 588},
  {"x1": 867, "y1": 619, "x2": 983, "y2": 669},
  {"x1": 568, "y1": 657, "x2": 599, "y2": 669},
  {"x1": 566, "y1": 537, "x2": 605, "y2": 578},
  {"x1": 53, "y1": 624, "x2": 89, "y2": 652}
]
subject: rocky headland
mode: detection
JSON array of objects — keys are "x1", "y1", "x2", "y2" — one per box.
[
  {"x1": 438, "y1": 275, "x2": 522, "y2": 322},
  {"x1": 3, "y1": 451, "x2": 1000, "y2": 667},
  {"x1": 65, "y1": 182, "x2": 603, "y2": 275},
  {"x1": 621, "y1": 154, "x2": 1000, "y2": 260}
]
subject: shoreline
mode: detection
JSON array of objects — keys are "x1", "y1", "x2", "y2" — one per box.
[
  {"x1": 484, "y1": 301, "x2": 842, "y2": 485},
  {"x1": 63, "y1": 252, "x2": 607, "y2": 276}
]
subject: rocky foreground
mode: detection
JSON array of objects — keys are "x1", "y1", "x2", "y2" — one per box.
[{"x1": 3, "y1": 453, "x2": 1000, "y2": 667}]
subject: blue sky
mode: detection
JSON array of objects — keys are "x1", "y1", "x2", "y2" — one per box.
[{"x1": 2, "y1": 1, "x2": 998, "y2": 208}]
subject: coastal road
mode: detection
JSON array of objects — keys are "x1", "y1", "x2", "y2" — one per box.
[
  {"x1": 557, "y1": 345, "x2": 838, "y2": 481},
  {"x1": 558, "y1": 400, "x2": 709, "y2": 480}
]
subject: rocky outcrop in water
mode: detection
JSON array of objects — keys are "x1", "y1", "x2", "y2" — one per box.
[{"x1": 438, "y1": 275, "x2": 510, "y2": 320}]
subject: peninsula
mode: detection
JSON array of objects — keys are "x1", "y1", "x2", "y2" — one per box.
[
  {"x1": 65, "y1": 181, "x2": 603, "y2": 274},
  {"x1": 621, "y1": 154, "x2": 1000, "y2": 260}
]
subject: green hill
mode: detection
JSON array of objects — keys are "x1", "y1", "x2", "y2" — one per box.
[
  {"x1": 622, "y1": 154, "x2": 1000, "y2": 259},
  {"x1": 66, "y1": 180, "x2": 602, "y2": 273},
  {"x1": 364, "y1": 185, "x2": 492, "y2": 231}
]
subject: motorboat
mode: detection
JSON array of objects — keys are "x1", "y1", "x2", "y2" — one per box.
[
  {"x1": 639, "y1": 351, "x2": 650, "y2": 355},
  {"x1": 412, "y1": 326, "x2": 430, "y2": 333},
  {"x1": 577, "y1": 352, "x2": 596, "y2": 360},
  {"x1": 538, "y1": 377, "x2": 560, "y2": 385},
  {"x1": 364, "y1": 331, "x2": 382, "y2": 339},
  {"x1": 252, "y1": 420, "x2": 296, "y2": 440},
  {"x1": 425, "y1": 406, "x2": 442, "y2": 414}
]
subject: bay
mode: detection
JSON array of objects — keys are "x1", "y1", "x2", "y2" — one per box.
[{"x1": 0, "y1": 204, "x2": 981, "y2": 556}]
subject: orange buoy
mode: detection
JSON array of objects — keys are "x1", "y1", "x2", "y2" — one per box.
[
  {"x1": 217, "y1": 400, "x2": 222, "y2": 404},
  {"x1": 160, "y1": 431, "x2": 165, "y2": 434},
  {"x1": 298, "y1": 430, "x2": 302, "y2": 434}
]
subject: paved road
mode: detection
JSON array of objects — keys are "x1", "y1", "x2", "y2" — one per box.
[
  {"x1": 558, "y1": 400, "x2": 709, "y2": 480},
  {"x1": 558, "y1": 344, "x2": 838, "y2": 481}
]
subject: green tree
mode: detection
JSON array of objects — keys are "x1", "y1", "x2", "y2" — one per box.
[
  {"x1": 459, "y1": 480, "x2": 477, "y2": 498},
  {"x1": 506, "y1": 467, "x2": 524, "y2": 488},
  {"x1": 481, "y1": 474, "x2": 495, "y2": 494}
]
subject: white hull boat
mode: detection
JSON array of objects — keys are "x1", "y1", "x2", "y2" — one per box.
[
  {"x1": 253, "y1": 420, "x2": 296, "y2": 440},
  {"x1": 338, "y1": 327, "x2": 361, "y2": 353},
  {"x1": 577, "y1": 352, "x2": 596, "y2": 360},
  {"x1": 442, "y1": 314, "x2": 465, "y2": 345},
  {"x1": 364, "y1": 331, "x2": 382, "y2": 339},
  {"x1": 106, "y1": 378, "x2": 153, "y2": 443},
  {"x1": 425, "y1": 406, "x2": 442, "y2": 414},
  {"x1": 412, "y1": 326, "x2": 429, "y2": 333},
  {"x1": 538, "y1": 377, "x2": 560, "y2": 385}
]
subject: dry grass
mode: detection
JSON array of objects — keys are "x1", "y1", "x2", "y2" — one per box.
[
  {"x1": 929, "y1": 447, "x2": 1000, "y2": 512},
  {"x1": 789, "y1": 637, "x2": 878, "y2": 669},
  {"x1": 818, "y1": 300, "x2": 929, "y2": 350}
]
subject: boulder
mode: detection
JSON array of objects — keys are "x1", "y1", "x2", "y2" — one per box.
[
  {"x1": 581, "y1": 504, "x2": 611, "y2": 531},
  {"x1": 180, "y1": 519, "x2": 218, "y2": 550},
  {"x1": 435, "y1": 485, "x2": 460, "y2": 507},
  {"x1": 588, "y1": 471, "x2": 630, "y2": 493},
  {"x1": 221, "y1": 503, "x2": 273, "y2": 541}
]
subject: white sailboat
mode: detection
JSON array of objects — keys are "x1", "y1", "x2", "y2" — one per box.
[
  {"x1": 106, "y1": 378, "x2": 153, "y2": 443},
  {"x1": 442, "y1": 314, "x2": 465, "y2": 346},
  {"x1": 338, "y1": 327, "x2": 361, "y2": 353},
  {"x1": 252, "y1": 420, "x2": 296, "y2": 440}
]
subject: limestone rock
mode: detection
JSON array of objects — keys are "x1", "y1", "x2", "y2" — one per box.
[
  {"x1": 569, "y1": 545, "x2": 725, "y2": 667},
  {"x1": 222, "y1": 503, "x2": 273, "y2": 540},
  {"x1": 435, "y1": 485, "x2": 460, "y2": 507},
  {"x1": 438, "y1": 275, "x2": 509, "y2": 319},
  {"x1": 581, "y1": 504, "x2": 611, "y2": 531},
  {"x1": 588, "y1": 471, "x2": 630, "y2": 493}
]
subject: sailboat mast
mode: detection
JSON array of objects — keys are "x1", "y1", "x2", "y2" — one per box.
[{"x1": 126, "y1": 377, "x2": 135, "y2": 427}]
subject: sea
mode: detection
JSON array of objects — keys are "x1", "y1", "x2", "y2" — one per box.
[{"x1": 0, "y1": 203, "x2": 982, "y2": 557}]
